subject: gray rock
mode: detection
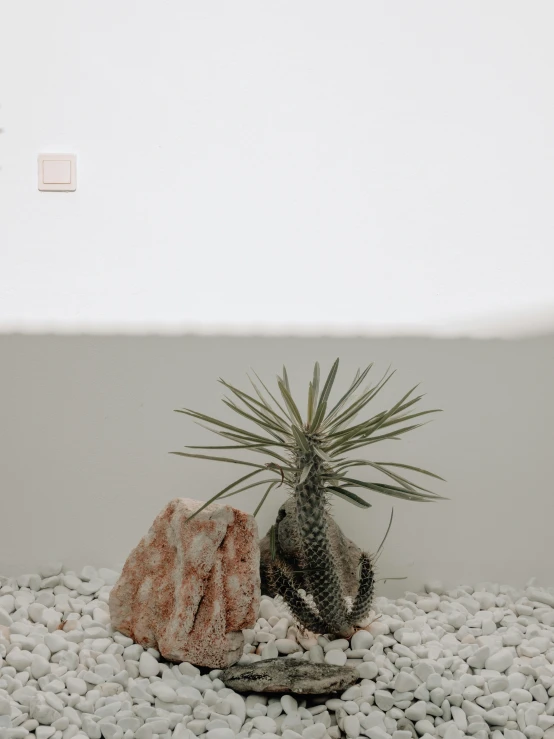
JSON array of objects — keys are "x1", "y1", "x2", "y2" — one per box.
[
  {"x1": 260, "y1": 498, "x2": 362, "y2": 599},
  {"x1": 220, "y1": 657, "x2": 359, "y2": 694}
]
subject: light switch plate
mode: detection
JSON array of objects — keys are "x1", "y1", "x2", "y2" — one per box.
[{"x1": 38, "y1": 153, "x2": 77, "y2": 191}]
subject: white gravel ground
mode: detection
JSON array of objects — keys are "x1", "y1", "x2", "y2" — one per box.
[{"x1": 1, "y1": 565, "x2": 554, "y2": 739}]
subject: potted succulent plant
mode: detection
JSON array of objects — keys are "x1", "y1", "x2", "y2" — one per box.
[{"x1": 174, "y1": 360, "x2": 444, "y2": 637}]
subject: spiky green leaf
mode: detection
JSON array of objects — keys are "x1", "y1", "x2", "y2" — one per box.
[
  {"x1": 251, "y1": 371, "x2": 290, "y2": 420},
  {"x1": 310, "y1": 400, "x2": 327, "y2": 432},
  {"x1": 327, "y1": 485, "x2": 372, "y2": 508},
  {"x1": 325, "y1": 362, "x2": 373, "y2": 422},
  {"x1": 185, "y1": 442, "x2": 275, "y2": 451},
  {"x1": 219, "y1": 379, "x2": 291, "y2": 433},
  {"x1": 333, "y1": 460, "x2": 435, "y2": 494},
  {"x1": 338, "y1": 476, "x2": 447, "y2": 501},
  {"x1": 312, "y1": 362, "x2": 320, "y2": 409},
  {"x1": 222, "y1": 398, "x2": 287, "y2": 441},
  {"x1": 313, "y1": 446, "x2": 333, "y2": 462},
  {"x1": 277, "y1": 380, "x2": 304, "y2": 427},
  {"x1": 282, "y1": 366, "x2": 290, "y2": 390},
  {"x1": 176, "y1": 408, "x2": 281, "y2": 446},
  {"x1": 307, "y1": 383, "x2": 315, "y2": 426},
  {"x1": 330, "y1": 423, "x2": 429, "y2": 454},
  {"x1": 376, "y1": 462, "x2": 446, "y2": 481},
  {"x1": 253, "y1": 481, "x2": 280, "y2": 516},
  {"x1": 170, "y1": 451, "x2": 266, "y2": 468},
  {"x1": 219, "y1": 477, "x2": 278, "y2": 499},
  {"x1": 315, "y1": 358, "x2": 339, "y2": 420},
  {"x1": 326, "y1": 368, "x2": 395, "y2": 432},
  {"x1": 298, "y1": 463, "x2": 313, "y2": 485},
  {"x1": 182, "y1": 469, "x2": 263, "y2": 522},
  {"x1": 291, "y1": 424, "x2": 310, "y2": 453}
]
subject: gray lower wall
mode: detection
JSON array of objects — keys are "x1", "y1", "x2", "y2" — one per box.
[{"x1": 1, "y1": 334, "x2": 552, "y2": 596}]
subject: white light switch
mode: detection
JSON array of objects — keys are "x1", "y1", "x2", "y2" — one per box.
[{"x1": 38, "y1": 154, "x2": 77, "y2": 191}]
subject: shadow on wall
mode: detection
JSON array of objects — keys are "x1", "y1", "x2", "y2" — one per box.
[{"x1": 0, "y1": 332, "x2": 552, "y2": 596}]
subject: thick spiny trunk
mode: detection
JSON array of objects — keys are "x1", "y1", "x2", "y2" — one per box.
[
  {"x1": 267, "y1": 447, "x2": 375, "y2": 637},
  {"x1": 295, "y1": 455, "x2": 352, "y2": 635}
]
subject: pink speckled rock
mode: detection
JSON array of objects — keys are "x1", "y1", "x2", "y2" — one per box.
[{"x1": 109, "y1": 498, "x2": 260, "y2": 668}]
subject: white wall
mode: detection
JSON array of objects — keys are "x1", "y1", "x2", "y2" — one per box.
[
  {"x1": 1, "y1": 1, "x2": 554, "y2": 336},
  {"x1": 1, "y1": 335, "x2": 552, "y2": 595}
]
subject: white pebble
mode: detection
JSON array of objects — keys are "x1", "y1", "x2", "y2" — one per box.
[
  {"x1": 527, "y1": 588, "x2": 554, "y2": 607},
  {"x1": 424, "y1": 580, "x2": 445, "y2": 595},
  {"x1": 415, "y1": 720, "x2": 435, "y2": 736},
  {"x1": 150, "y1": 683, "x2": 177, "y2": 702},
  {"x1": 7, "y1": 648, "x2": 32, "y2": 670},
  {"x1": 325, "y1": 649, "x2": 347, "y2": 666},
  {"x1": 40, "y1": 562, "x2": 63, "y2": 577},
  {"x1": 468, "y1": 646, "x2": 490, "y2": 669},
  {"x1": 308, "y1": 645, "x2": 324, "y2": 663},
  {"x1": 36, "y1": 729, "x2": 56, "y2": 739},
  {"x1": 374, "y1": 690, "x2": 394, "y2": 711},
  {"x1": 511, "y1": 689, "x2": 533, "y2": 704},
  {"x1": 418, "y1": 597, "x2": 439, "y2": 613},
  {"x1": 281, "y1": 696, "x2": 298, "y2": 715},
  {"x1": 66, "y1": 677, "x2": 88, "y2": 695},
  {"x1": 275, "y1": 639, "x2": 302, "y2": 655},
  {"x1": 31, "y1": 701, "x2": 62, "y2": 725},
  {"x1": 351, "y1": 630, "x2": 374, "y2": 650},
  {"x1": 0, "y1": 594, "x2": 15, "y2": 612},
  {"x1": 452, "y1": 706, "x2": 468, "y2": 732},
  {"x1": 357, "y1": 661, "x2": 379, "y2": 679},
  {"x1": 206, "y1": 730, "x2": 235, "y2": 739},
  {"x1": 364, "y1": 727, "x2": 391, "y2": 739},
  {"x1": 400, "y1": 632, "x2": 420, "y2": 647},
  {"x1": 139, "y1": 651, "x2": 160, "y2": 677},
  {"x1": 143, "y1": 720, "x2": 168, "y2": 734},
  {"x1": 259, "y1": 600, "x2": 279, "y2": 620},
  {"x1": 303, "y1": 724, "x2": 326, "y2": 739},
  {"x1": 44, "y1": 632, "x2": 67, "y2": 653},
  {"x1": 343, "y1": 715, "x2": 360, "y2": 738},
  {"x1": 395, "y1": 672, "x2": 419, "y2": 692},
  {"x1": 6, "y1": 730, "x2": 29, "y2": 739},
  {"x1": 323, "y1": 639, "x2": 349, "y2": 652},
  {"x1": 252, "y1": 716, "x2": 277, "y2": 733},
  {"x1": 31, "y1": 654, "x2": 51, "y2": 678},
  {"x1": 405, "y1": 701, "x2": 427, "y2": 721},
  {"x1": 63, "y1": 574, "x2": 82, "y2": 590},
  {"x1": 485, "y1": 648, "x2": 514, "y2": 672},
  {"x1": 271, "y1": 618, "x2": 290, "y2": 639},
  {"x1": 261, "y1": 641, "x2": 279, "y2": 659},
  {"x1": 485, "y1": 708, "x2": 509, "y2": 726},
  {"x1": 98, "y1": 568, "x2": 120, "y2": 585},
  {"x1": 100, "y1": 725, "x2": 123, "y2": 739}
]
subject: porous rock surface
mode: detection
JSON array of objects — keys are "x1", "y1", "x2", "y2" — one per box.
[
  {"x1": 109, "y1": 497, "x2": 260, "y2": 668},
  {"x1": 221, "y1": 658, "x2": 359, "y2": 694}
]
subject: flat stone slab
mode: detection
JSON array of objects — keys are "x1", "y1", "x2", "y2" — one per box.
[{"x1": 220, "y1": 657, "x2": 359, "y2": 694}]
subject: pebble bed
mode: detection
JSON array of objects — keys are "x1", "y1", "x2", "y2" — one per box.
[{"x1": 1, "y1": 566, "x2": 554, "y2": 739}]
